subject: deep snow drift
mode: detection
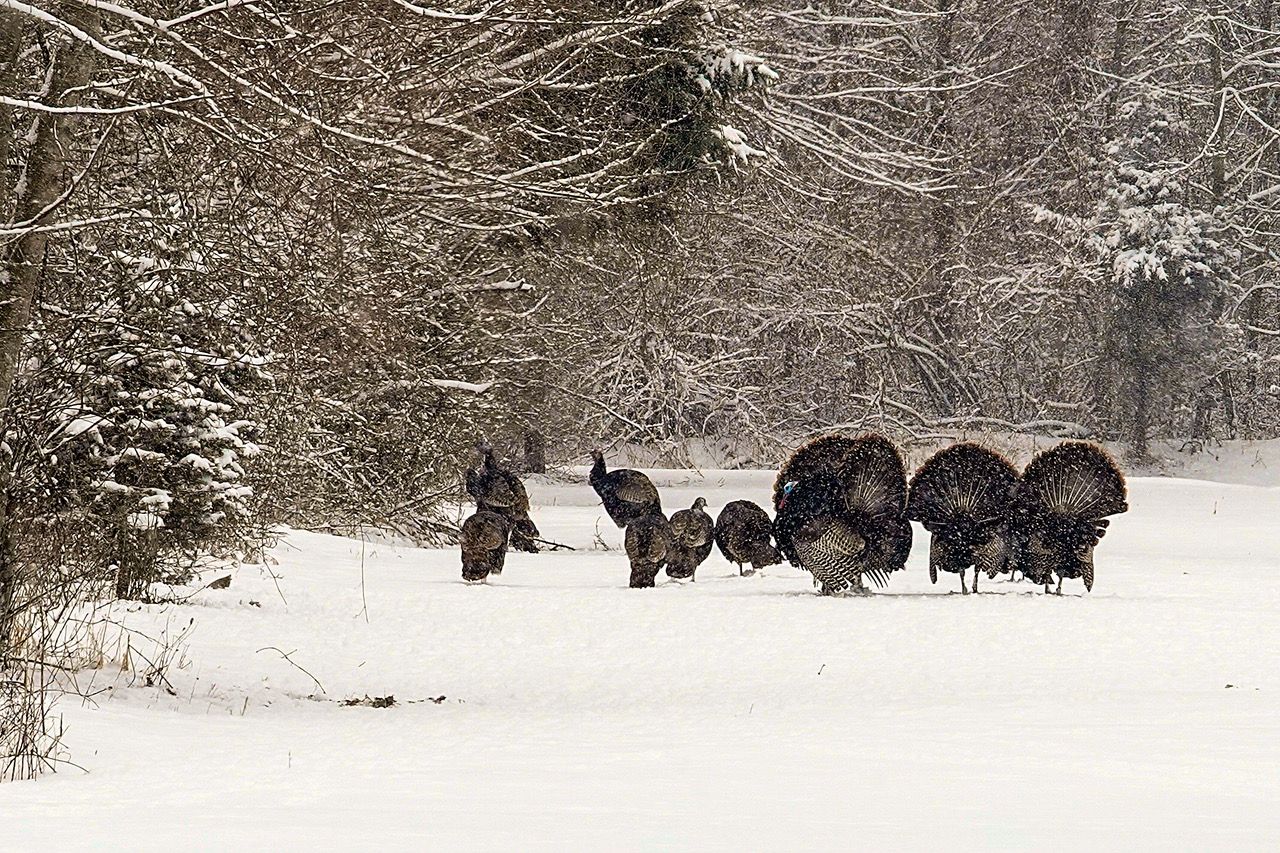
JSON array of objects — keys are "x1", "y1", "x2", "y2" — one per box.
[{"x1": 4, "y1": 468, "x2": 1279, "y2": 849}]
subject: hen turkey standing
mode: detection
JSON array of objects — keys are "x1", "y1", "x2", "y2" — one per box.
[
  {"x1": 713, "y1": 500, "x2": 782, "y2": 576},
  {"x1": 666, "y1": 497, "x2": 714, "y2": 580},
  {"x1": 466, "y1": 442, "x2": 539, "y2": 552},
  {"x1": 589, "y1": 449, "x2": 663, "y2": 528},
  {"x1": 459, "y1": 511, "x2": 510, "y2": 582},
  {"x1": 625, "y1": 513, "x2": 672, "y2": 588}
]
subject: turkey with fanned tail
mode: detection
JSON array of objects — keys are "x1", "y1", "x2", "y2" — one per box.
[
  {"x1": 589, "y1": 449, "x2": 662, "y2": 528},
  {"x1": 466, "y1": 442, "x2": 540, "y2": 552},
  {"x1": 1008, "y1": 441, "x2": 1128, "y2": 594},
  {"x1": 907, "y1": 443, "x2": 1018, "y2": 594},
  {"x1": 773, "y1": 434, "x2": 912, "y2": 595},
  {"x1": 666, "y1": 497, "x2": 714, "y2": 580},
  {"x1": 713, "y1": 500, "x2": 781, "y2": 575}
]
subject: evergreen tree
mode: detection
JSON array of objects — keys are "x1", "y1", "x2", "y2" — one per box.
[
  {"x1": 59, "y1": 208, "x2": 270, "y2": 597},
  {"x1": 1039, "y1": 95, "x2": 1239, "y2": 458}
]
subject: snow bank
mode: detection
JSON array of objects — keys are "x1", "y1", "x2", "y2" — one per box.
[{"x1": 5, "y1": 471, "x2": 1279, "y2": 848}]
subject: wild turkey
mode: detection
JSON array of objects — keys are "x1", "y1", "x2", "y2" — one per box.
[
  {"x1": 773, "y1": 434, "x2": 912, "y2": 595},
  {"x1": 589, "y1": 449, "x2": 662, "y2": 528},
  {"x1": 907, "y1": 443, "x2": 1018, "y2": 594},
  {"x1": 625, "y1": 513, "x2": 672, "y2": 588},
  {"x1": 665, "y1": 497, "x2": 714, "y2": 580},
  {"x1": 1008, "y1": 441, "x2": 1128, "y2": 594},
  {"x1": 466, "y1": 442, "x2": 540, "y2": 552},
  {"x1": 460, "y1": 511, "x2": 510, "y2": 582},
  {"x1": 713, "y1": 500, "x2": 781, "y2": 576}
]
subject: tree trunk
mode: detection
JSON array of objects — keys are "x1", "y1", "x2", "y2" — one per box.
[
  {"x1": 1094, "y1": 12, "x2": 1129, "y2": 432},
  {"x1": 0, "y1": 487, "x2": 17, "y2": 659},
  {"x1": 0, "y1": 5, "x2": 101, "y2": 413},
  {"x1": 0, "y1": 13, "x2": 24, "y2": 218},
  {"x1": 0, "y1": 6, "x2": 100, "y2": 651},
  {"x1": 522, "y1": 430, "x2": 546, "y2": 474},
  {"x1": 1199, "y1": 3, "x2": 1229, "y2": 440},
  {"x1": 1240, "y1": 0, "x2": 1276, "y2": 432},
  {"x1": 924, "y1": 0, "x2": 959, "y2": 415},
  {"x1": 1129, "y1": 368, "x2": 1151, "y2": 462},
  {"x1": 1103, "y1": 14, "x2": 1129, "y2": 132},
  {"x1": 1207, "y1": 8, "x2": 1227, "y2": 204}
]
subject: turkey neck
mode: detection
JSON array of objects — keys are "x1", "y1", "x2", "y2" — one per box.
[{"x1": 589, "y1": 456, "x2": 607, "y2": 487}]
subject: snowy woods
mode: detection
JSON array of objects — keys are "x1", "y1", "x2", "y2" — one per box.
[
  {"x1": 0, "y1": 0, "x2": 1279, "y2": 776},
  {"x1": 489, "y1": 0, "x2": 1280, "y2": 464}
]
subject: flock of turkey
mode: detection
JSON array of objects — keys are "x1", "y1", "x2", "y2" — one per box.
[{"x1": 460, "y1": 434, "x2": 1130, "y2": 595}]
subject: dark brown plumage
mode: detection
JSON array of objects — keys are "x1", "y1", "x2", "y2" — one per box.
[
  {"x1": 665, "y1": 497, "x2": 714, "y2": 580},
  {"x1": 907, "y1": 443, "x2": 1019, "y2": 594},
  {"x1": 1008, "y1": 441, "x2": 1129, "y2": 594},
  {"x1": 713, "y1": 499, "x2": 781, "y2": 575},
  {"x1": 625, "y1": 513, "x2": 672, "y2": 588},
  {"x1": 589, "y1": 449, "x2": 662, "y2": 528},
  {"x1": 773, "y1": 433, "x2": 912, "y2": 594},
  {"x1": 460, "y1": 511, "x2": 509, "y2": 582},
  {"x1": 466, "y1": 443, "x2": 539, "y2": 552}
]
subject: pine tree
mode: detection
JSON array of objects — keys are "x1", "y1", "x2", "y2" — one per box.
[{"x1": 61, "y1": 208, "x2": 271, "y2": 597}]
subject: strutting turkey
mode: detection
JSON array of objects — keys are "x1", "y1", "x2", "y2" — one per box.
[
  {"x1": 773, "y1": 434, "x2": 913, "y2": 595},
  {"x1": 1008, "y1": 441, "x2": 1128, "y2": 594},
  {"x1": 665, "y1": 497, "x2": 714, "y2": 580},
  {"x1": 589, "y1": 449, "x2": 662, "y2": 528},
  {"x1": 625, "y1": 513, "x2": 672, "y2": 588},
  {"x1": 466, "y1": 442, "x2": 540, "y2": 552},
  {"x1": 907, "y1": 443, "x2": 1018, "y2": 594},
  {"x1": 713, "y1": 500, "x2": 782, "y2": 576},
  {"x1": 459, "y1": 511, "x2": 510, "y2": 582}
]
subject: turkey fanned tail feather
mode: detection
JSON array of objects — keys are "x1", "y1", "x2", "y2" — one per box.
[
  {"x1": 907, "y1": 443, "x2": 1018, "y2": 583},
  {"x1": 1011, "y1": 442, "x2": 1128, "y2": 590},
  {"x1": 774, "y1": 433, "x2": 911, "y2": 594}
]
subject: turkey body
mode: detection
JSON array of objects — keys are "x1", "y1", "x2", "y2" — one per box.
[
  {"x1": 625, "y1": 513, "x2": 672, "y2": 588},
  {"x1": 907, "y1": 443, "x2": 1018, "y2": 593},
  {"x1": 589, "y1": 449, "x2": 662, "y2": 528},
  {"x1": 1008, "y1": 441, "x2": 1128, "y2": 594},
  {"x1": 666, "y1": 497, "x2": 714, "y2": 580},
  {"x1": 460, "y1": 511, "x2": 509, "y2": 582},
  {"x1": 713, "y1": 500, "x2": 781, "y2": 575},
  {"x1": 773, "y1": 434, "x2": 912, "y2": 595},
  {"x1": 466, "y1": 444, "x2": 540, "y2": 552}
]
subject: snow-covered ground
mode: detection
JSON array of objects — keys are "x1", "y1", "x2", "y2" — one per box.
[{"x1": 5, "y1": 468, "x2": 1280, "y2": 849}]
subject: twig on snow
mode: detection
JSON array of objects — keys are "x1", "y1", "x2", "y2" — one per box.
[{"x1": 256, "y1": 646, "x2": 325, "y2": 695}]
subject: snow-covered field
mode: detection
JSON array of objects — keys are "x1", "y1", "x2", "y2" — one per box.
[{"x1": 5, "y1": 468, "x2": 1280, "y2": 850}]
